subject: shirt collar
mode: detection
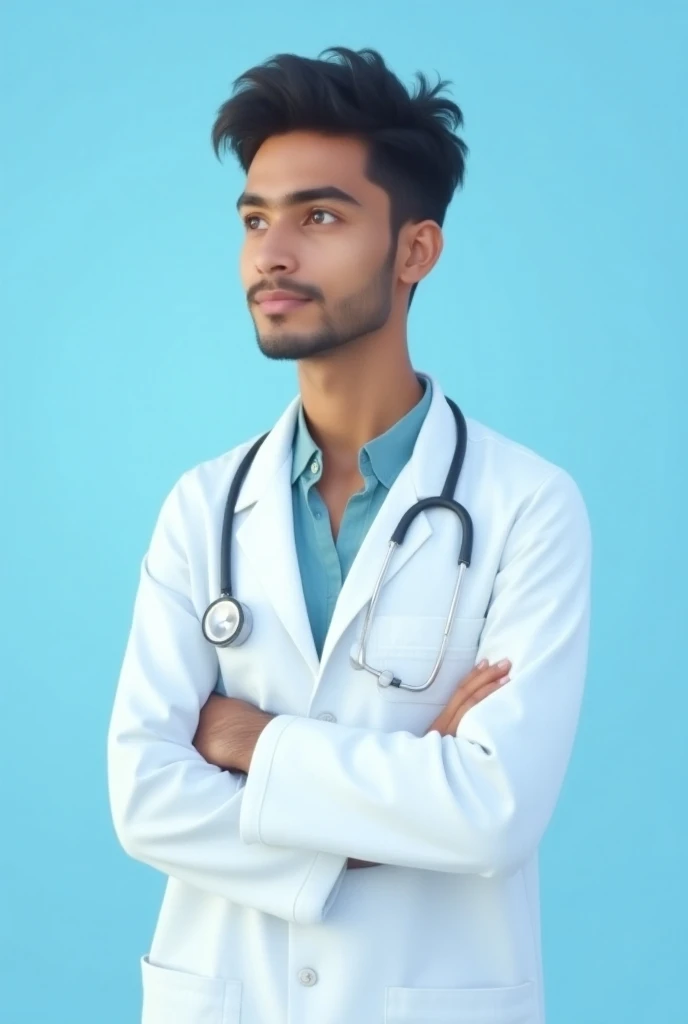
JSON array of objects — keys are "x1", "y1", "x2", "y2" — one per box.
[
  {"x1": 291, "y1": 375, "x2": 432, "y2": 488},
  {"x1": 365, "y1": 376, "x2": 432, "y2": 487},
  {"x1": 291, "y1": 403, "x2": 321, "y2": 484}
]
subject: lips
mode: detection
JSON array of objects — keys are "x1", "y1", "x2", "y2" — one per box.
[
  {"x1": 259, "y1": 297, "x2": 311, "y2": 314},
  {"x1": 255, "y1": 291, "x2": 312, "y2": 315}
]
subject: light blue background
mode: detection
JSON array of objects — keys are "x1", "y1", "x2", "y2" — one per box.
[{"x1": 1, "y1": 2, "x2": 686, "y2": 1021}]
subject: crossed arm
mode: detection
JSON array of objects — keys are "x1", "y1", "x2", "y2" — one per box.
[
  {"x1": 192, "y1": 659, "x2": 512, "y2": 869},
  {"x1": 107, "y1": 467, "x2": 590, "y2": 924}
]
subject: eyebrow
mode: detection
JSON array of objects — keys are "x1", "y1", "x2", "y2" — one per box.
[{"x1": 235, "y1": 185, "x2": 362, "y2": 212}]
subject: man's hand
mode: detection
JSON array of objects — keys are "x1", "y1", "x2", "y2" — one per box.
[
  {"x1": 347, "y1": 658, "x2": 511, "y2": 869},
  {"x1": 193, "y1": 693, "x2": 275, "y2": 774},
  {"x1": 425, "y1": 658, "x2": 511, "y2": 738}
]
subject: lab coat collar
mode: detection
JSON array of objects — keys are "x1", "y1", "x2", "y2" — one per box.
[
  {"x1": 233, "y1": 373, "x2": 459, "y2": 676},
  {"x1": 233, "y1": 395, "x2": 302, "y2": 514}
]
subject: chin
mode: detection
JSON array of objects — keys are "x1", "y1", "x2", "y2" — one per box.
[
  {"x1": 257, "y1": 336, "x2": 318, "y2": 361},
  {"x1": 256, "y1": 329, "x2": 350, "y2": 362}
]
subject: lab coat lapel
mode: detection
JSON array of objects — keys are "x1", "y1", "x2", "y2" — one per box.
[
  {"x1": 319, "y1": 375, "x2": 456, "y2": 671},
  {"x1": 235, "y1": 399, "x2": 320, "y2": 677}
]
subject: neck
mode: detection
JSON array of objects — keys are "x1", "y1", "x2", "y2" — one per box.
[{"x1": 296, "y1": 325, "x2": 424, "y2": 477}]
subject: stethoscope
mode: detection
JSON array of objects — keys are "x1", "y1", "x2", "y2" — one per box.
[{"x1": 201, "y1": 397, "x2": 474, "y2": 691}]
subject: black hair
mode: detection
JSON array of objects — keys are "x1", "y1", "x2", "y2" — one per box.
[{"x1": 211, "y1": 47, "x2": 469, "y2": 301}]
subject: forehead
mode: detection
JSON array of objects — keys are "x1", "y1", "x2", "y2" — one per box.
[{"x1": 245, "y1": 131, "x2": 382, "y2": 205}]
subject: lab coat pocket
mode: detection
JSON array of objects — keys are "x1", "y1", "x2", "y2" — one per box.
[
  {"x1": 368, "y1": 615, "x2": 486, "y2": 705},
  {"x1": 385, "y1": 980, "x2": 536, "y2": 1022},
  {"x1": 141, "y1": 955, "x2": 242, "y2": 1024}
]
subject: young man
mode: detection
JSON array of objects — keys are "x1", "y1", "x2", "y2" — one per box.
[{"x1": 107, "y1": 47, "x2": 591, "y2": 1024}]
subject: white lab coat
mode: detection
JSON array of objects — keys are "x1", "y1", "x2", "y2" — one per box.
[{"x1": 107, "y1": 373, "x2": 591, "y2": 1024}]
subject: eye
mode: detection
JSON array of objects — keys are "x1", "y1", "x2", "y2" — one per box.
[
  {"x1": 308, "y1": 209, "x2": 338, "y2": 226},
  {"x1": 244, "y1": 214, "x2": 267, "y2": 231}
]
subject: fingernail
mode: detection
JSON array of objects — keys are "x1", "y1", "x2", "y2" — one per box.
[
  {"x1": 497, "y1": 659, "x2": 511, "y2": 669},
  {"x1": 500, "y1": 675, "x2": 511, "y2": 685},
  {"x1": 477, "y1": 659, "x2": 488, "y2": 669}
]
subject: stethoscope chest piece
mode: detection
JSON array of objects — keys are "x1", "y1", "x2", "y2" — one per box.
[{"x1": 202, "y1": 596, "x2": 253, "y2": 647}]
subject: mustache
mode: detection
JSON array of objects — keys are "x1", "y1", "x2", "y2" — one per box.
[{"x1": 248, "y1": 279, "x2": 324, "y2": 303}]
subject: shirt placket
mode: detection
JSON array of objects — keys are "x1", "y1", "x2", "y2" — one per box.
[
  {"x1": 336, "y1": 451, "x2": 378, "y2": 581},
  {"x1": 303, "y1": 454, "x2": 342, "y2": 652}
]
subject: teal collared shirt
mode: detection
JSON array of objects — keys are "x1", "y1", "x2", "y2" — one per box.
[{"x1": 291, "y1": 377, "x2": 432, "y2": 658}]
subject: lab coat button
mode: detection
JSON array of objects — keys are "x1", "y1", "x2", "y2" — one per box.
[
  {"x1": 298, "y1": 968, "x2": 318, "y2": 986},
  {"x1": 316, "y1": 711, "x2": 337, "y2": 723}
]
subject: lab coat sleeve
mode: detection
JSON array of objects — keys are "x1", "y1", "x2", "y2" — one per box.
[
  {"x1": 107, "y1": 473, "x2": 347, "y2": 924},
  {"x1": 240, "y1": 468, "x2": 591, "y2": 877}
]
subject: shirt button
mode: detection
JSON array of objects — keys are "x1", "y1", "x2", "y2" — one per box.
[
  {"x1": 310, "y1": 459, "x2": 320, "y2": 475},
  {"x1": 316, "y1": 711, "x2": 337, "y2": 723},
  {"x1": 314, "y1": 511, "x2": 322, "y2": 520},
  {"x1": 298, "y1": 968, "x2": 318, "y2": 987}
]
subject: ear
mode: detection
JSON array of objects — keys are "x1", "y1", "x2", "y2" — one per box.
[{"x1": 397, "y1": 220, "x2": 444, "y2": 286}]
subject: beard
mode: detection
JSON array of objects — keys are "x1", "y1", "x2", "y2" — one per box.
[{"x1": 253, "y1": 249, "x2": 395, "y2": 362}]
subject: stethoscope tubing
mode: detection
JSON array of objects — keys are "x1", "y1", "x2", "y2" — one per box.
[{"x1": 202, "y1": 395, "x2": 474, "y2": 692}]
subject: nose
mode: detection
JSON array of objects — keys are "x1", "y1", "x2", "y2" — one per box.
[{"x1": 254, "y1": 226, "x2": 299, "y2": 277}]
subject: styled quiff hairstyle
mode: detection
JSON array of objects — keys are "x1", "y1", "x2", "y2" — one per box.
[{"x1": 211, "y1": 47, "x2": 469, "y2": 301}]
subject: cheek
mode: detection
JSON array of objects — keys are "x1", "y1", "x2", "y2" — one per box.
[{"x1": 319, "y1": 231, "x2": 389, "y2": 287}]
